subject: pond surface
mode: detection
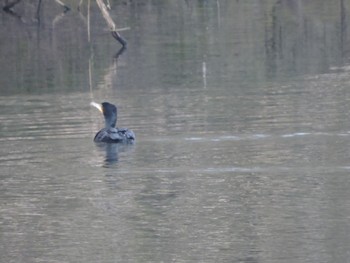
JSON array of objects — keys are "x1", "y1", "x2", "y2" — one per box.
[{"x1": 2, "y1": 1, "x2": 350, "y2": 262}]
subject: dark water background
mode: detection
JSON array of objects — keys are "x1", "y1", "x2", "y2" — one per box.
[{"x1": 2, "y1": 1, "x2": 350, "y2": 262}]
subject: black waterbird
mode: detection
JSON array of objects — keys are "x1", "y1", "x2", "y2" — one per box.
[{"x1": 91, "y1": 102, "x2": 135, "y2": 144}]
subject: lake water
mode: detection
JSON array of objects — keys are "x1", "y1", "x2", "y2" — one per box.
[{"x1": 2, "y1": 1, "x2": 350, "y2": 262}]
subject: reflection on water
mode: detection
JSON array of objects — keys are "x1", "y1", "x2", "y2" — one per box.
[
  {"x1": 2, "y1": 1, "x2": 350, "y2": 263},
  {"x1": 95, "y1": 142, "x2": 135, "y2": 167}
]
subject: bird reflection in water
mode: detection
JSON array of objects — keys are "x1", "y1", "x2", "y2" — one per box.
[{"x1": 95, "y1": 142, "x2": 133, "y2": 167}]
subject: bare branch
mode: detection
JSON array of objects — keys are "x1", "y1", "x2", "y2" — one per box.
[
  {"x1": 54, "y1": 0, "x2": 70, "y2": 12},
  {"x1": 95, "y1": 0, "x2": 127, "y2": 47}
]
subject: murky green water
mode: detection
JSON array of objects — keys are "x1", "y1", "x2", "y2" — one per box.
[{"x1": 2, "y1": 1, "x2": 350, "y2": 262}]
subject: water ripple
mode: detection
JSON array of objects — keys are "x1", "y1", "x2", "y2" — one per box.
[{"x1": 183, "y1": 131, "x2": 350, "y2": 142}]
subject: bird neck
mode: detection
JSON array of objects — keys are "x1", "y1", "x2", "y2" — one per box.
[{"x1": 105, "y1": 117, "x2": 116, "y2": 129}]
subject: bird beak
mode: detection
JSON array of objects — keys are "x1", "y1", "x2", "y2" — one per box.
[{"x1": 90, "y1": 101, "x2": 103, "y2": 113}]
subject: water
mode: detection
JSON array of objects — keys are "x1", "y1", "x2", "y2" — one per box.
[{"x1": 2, "y1": 1, "x2": 350, "y2": 262}]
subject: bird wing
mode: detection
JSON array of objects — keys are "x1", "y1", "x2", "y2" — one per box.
[
  {"x1": 109, "y1": 128, "x2": 125, "y2": 141},
  {"x1": 94, "y1": 128, "x2": 135, "y2": 143},
  {"x1": 117, "y1": 127, "x2": 136, "y2": 140},
  {"x1": 93, "y1": 128, "x2": 118, "y2": 142}
]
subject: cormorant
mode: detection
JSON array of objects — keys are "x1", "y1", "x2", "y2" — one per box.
[{"x1": 91, "y1": 101, "x2": 135, "y2": 144}]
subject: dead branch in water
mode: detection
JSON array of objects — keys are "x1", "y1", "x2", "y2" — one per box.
[
  {"x1": 54, "y1": 0, "x2": 70, "y2": 12},
  {"x1": 95, "y1": 0, "x2": 127, "y2": 47}
]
